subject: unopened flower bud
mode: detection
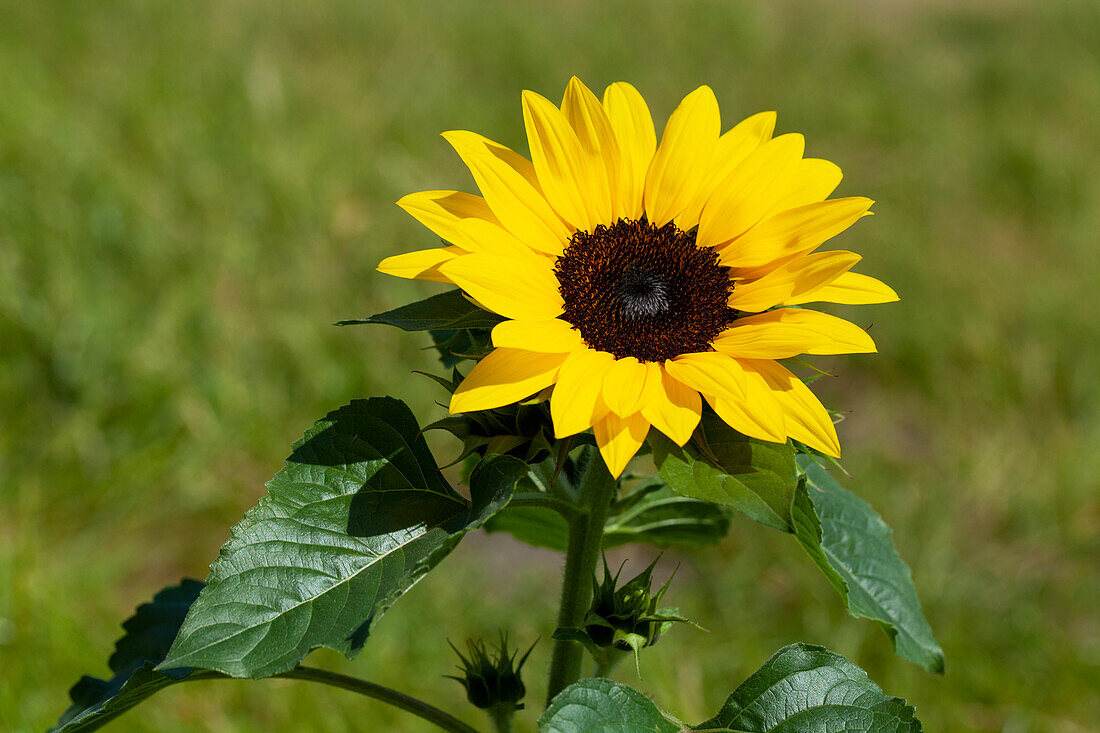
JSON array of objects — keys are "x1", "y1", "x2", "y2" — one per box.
[{"x1": 446, "y1": 633, "x2": 536, "y2": 711}]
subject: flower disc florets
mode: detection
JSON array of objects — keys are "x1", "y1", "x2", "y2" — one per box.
[{"x1": 555, "y1": 218, "x2": 736, "y2": 362}]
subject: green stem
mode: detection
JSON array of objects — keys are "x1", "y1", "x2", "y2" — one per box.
[
  {"x1": 278, "y1": 667, "x2": 480, "y2": 733},
  {"x1": 545, "y1": 451, "x2": 618, "y2": 705},
  {"x1": 487, "y1": 703, "x2": 515, "y2": 733},
  {"x1": 592, "y1": 647, "x2": 628, "y2": 678},
  {"x1": 507, "y1": 492, "x2": 584, "y2": 520}
]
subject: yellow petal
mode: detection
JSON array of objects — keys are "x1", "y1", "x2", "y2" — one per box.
[
  {"x1": 764, "y1": 158, "x2": 843, "y2": 215},
  {"x1": 551, "y1": 348, "x2": 616, "y2": 437},
  {"x1": 442, "y1": 130, "x2": 570, "y2": 256},
  {"x1": 562, "y1": 77, "x2": 625, "y2": 220},
  {"x1": 696, "y1": 133, "x2": 806, "y2": 248},
  {"x1": 593, "y1": 411, "x2": 651, "y2": 478},
  {"x1": 600, "y1": 357, "x2": 658, "y2": 417},
  {"x1": 641, "y1": 366, "x2": 702, "y2": 446},
  {"x1": 728, "y1": 250, "x2": 862, "y2": 313},
  {"x1": 396, "y1": 190, "x2": 500, "y2": 248},
  {"x1": 450, "y1": 348, "x2": 569, "y2": 414},
  {"x1": 602, "y1": 82, "x2": 656, "y2": 220},
  {"x1": 453, "y1": 217, "x2": 554, "y2": 258},
  {"x1": 675, "y1": 110, "x2": 776, "y2": 230},
  {"x1": 643, "y1": 86, "x2": 721, "y2": 226},
  {"x1": 718, "y1": 197, "x2": 874, "y2": 270},
  {"x1": 438, "y1": 253, "x2": 563, "y2": 321},
  {"x1": 713, "y1": 308, "x2": 876, "y2": 359},
  {"x1": 491, "y1": 318, "x2": 583, "y2": 353},
  {"x1": 376, "y1": 245, "x2": 463, "y2": 283},
  {"x1": 705, "y1": 365, "x2": 787, "y2": 444},
  {"x1": 664, "y1": 351, "x2": 747, "y2": 402},
  {"x1": 786, "y1": 271, "x2": 899, "y2": 305},
  {"x1": 748, "y1": 359, "x2": 840, "y2": 456},
  {"x1": 522, "y1": 90, "x2": 611, "y2": 231}
]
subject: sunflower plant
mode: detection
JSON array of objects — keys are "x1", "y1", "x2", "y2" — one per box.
[{"x1": 53, "y1": 79, "x2": 942, "y2": 733}]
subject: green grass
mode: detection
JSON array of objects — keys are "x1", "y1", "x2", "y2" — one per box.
[{"x1": 2, "y1": 0, "x2": 1098, "y2": 730}]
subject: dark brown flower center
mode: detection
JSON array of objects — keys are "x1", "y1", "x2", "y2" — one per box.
[{"x1": 555, "y1": 218, "x2": 736, "y2": 362}]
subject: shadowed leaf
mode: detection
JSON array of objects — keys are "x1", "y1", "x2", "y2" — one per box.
[
  {"x1": 337, "y1": 289, "x2": 504, "y2": 330},
  {"x1": 51, "y1": 580, "x2": 208, "y2": 733}
]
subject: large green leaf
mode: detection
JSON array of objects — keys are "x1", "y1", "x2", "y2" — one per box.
[
  {"x1": 486, "y1": 478, "x2": 731, "y2": 552},
  {"x1": 649, "y1": 412, "x2": 798, "y2": 532},
  {"x1": 693, "y1": 643, "x2": 923, "y2": 732},
  {"x1": 539, "y1": 678, "x2": 679, "y2": 733},
  {"x1": 337, "y1": 288, "x2": 503, "y2": 330},
  {"x1": 52, "y1": 580, "x2": 211, "y2": 733},
  {"x1": 159, "y1": 398, "x2": 525, "y2": 678},
  {"x1": 793, "y1": 457, "x2": 944, "y2": 673}
]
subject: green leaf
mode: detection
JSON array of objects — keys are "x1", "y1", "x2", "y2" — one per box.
[
  {"x1": 539, "y1": 678, "x2": 679, "y2": 733},
  {"x1": 486, "y1": 504, "x2": 572, "y2": 551},
  {"x1": 52, "y1": 580, "x2": 210, "y2": 733},
  {"x1": 486, "y1": 478, "x2": 731, "y2": 552},
  {"x1": 649, "y1": 411, "x2": 798, "y2": 532},
  {"x1": 693, "y1": 643, "x2": 923, "y2": 732},
  {"x1": 159, "y1": 398, "x2": 525, "y2": 678},
  {"x1": 793, "y1": 457, "x2": 944, "y2": 673},
  {"x1": 603, "y1": 479, "x2": 732, "y2": 548},
  {"x1": 337, "y1": 289, "x2": 504, "y2": 330}
]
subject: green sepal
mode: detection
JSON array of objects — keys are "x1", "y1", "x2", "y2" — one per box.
[
  {"x1": 429, "y1": 327, "x2": 494, "y2": 366},
  {"x1": 421, "y1": 374, "x2": 558, "y2": 466},
  {"x1": 51, "y1": 580, "x2": 207, "y2": 733}
]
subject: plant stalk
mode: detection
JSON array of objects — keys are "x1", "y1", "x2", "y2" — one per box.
[
  {"x1": 487, "y1": 703, "x2": 516, "y2": 733},
  {"x1": 279, "y1": 667, "x2": 480, "y2": 733},
  {"x1": 544, "y1": 451, "x2": 618, "y2": 705}
]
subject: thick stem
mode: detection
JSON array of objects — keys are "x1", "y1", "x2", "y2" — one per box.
[
  {"x1": 545, "y1": 452, "x2": 618, "y2": 705},
  {"x1": 278, "y1": 667, "x2": 480, "y2": 733}
]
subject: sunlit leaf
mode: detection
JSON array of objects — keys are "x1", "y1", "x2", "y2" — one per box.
[
  {"x1": 694, "y1": 643, "x2": 923, "y2": 731},
  {"x1": 649, "y1": 411, "x2": 798, "y2": 531},
  {"x1": 159, "y1": 398, "x2": 524, "y2": 678},
  {"x1": 792, "y1": 457, "x2": 944, "y2": 673},
  {"x1": 539, "y1": 678, "x2": 678, "y2": 733}
]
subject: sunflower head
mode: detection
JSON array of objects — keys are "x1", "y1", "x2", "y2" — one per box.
[{"x1": 380, "y1": 78, "x2": 897, "y2": 477}]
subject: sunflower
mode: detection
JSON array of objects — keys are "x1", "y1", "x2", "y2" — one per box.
[{"x1": 379, "y1": 78, "x2": 897, "y2": 477}]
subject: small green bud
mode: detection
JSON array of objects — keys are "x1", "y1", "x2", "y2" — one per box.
[
  {"x1": 555, "y1": 557, "x2": 702, "y2": 675},
  {"x1": 446, "y1": 633, "x2": 536, "y2": 711}
]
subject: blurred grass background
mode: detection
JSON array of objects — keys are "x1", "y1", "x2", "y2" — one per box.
[{"x1": 2, "y1": 0, "x2": 1098, "y2": 730}]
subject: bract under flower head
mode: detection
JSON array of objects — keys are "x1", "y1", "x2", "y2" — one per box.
[{"x1": 379, "y1": 78, "x2": 898, "y2": 477}]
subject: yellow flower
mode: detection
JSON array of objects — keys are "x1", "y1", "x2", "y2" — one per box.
[{"x1": 379, "y1": 78, "x2": 897, "y2": 478}]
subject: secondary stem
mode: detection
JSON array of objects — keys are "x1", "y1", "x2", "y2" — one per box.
[
  {"x1": 278, "y1": 667, "x2": 480, "y2": 733},
  {"x1": 487, "y1": 704, "x2": 515, "y2": 733},
  {"x1": 544, "y1": 451, "x2": 618, "y2": 705}
]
